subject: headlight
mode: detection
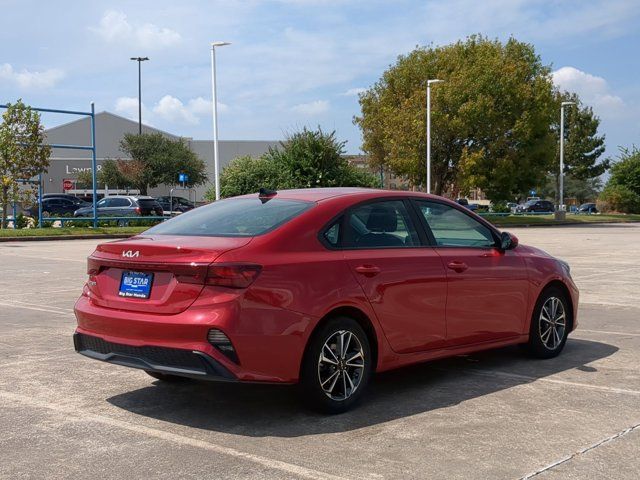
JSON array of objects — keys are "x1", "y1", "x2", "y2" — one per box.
[{"x1": 557, "y1": 259, "x2": 571, "y2": 278}]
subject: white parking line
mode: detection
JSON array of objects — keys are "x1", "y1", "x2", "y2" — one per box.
[
  {"x1": 0, "y1": 252, "x2": 85, "y2": 263},
  {"x1": 0, "y1": 390, "x2": 347, "y2": 480},
  {"x1": 0, "y1": 301, "x2": 72, "y2": 316},
  {"x1": 577, "y1": 329, "x2": 640, "y2": 337},
  {"x1": 451, "y1": 368, "x2": 640, "y2": 396}
]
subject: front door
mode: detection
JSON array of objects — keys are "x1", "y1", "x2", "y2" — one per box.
[
  {"x1": 340, "y1": 199, "x2": 448, "y2": 353},
  {"x1": 413, "y1": 200, "x2": 528, "y2": 346}
]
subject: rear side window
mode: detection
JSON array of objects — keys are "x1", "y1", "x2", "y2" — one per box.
[
  {"x1": 137, "y1": 199, "x2": 157, "y2": 208},
  {"x1": 111, "y1": 198, "x2": 131, "y2": 207},
  {"x1": 144, "y1": 198, "x2": 312, "y2": 237},
  {"x1": 343, "y1": 200, "x2": 419, "y2": 248}
]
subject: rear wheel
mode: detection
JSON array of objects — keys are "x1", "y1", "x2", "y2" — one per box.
[
  {"x1": 300, "y1": 317, "x2": 372, "y2": 414},
  {"x1": 526, "y1": 287, "x2": 571, "y2": 358},
  {"x1": 145, "y1": 370, "x2": 190, "y2": 382}
]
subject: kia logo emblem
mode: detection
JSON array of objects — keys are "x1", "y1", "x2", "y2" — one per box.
[{"x1": 122, "y1": 250, "x2": 140, "y2": 258}]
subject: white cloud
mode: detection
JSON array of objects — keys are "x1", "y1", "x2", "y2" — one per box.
[
  {"x1": 115, "y1": 95, "x2": 222, "y2": 126},
  {"x1": 291, "y1": 100, "x2": 330, "y2": 115},
  {"x1": 91, "y1": 10, "x2": 181, "y2": 48},
  {"x1": 342, "y1": 87, "x2": 367, "y2": 96},
  {"x1": 552, "y1": 66, "x2": 625, "y2": 116},
  {"x1": 0, "y1": 63, "x2": 64, "y2": 89}
]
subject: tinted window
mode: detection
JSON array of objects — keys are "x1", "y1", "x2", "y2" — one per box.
[
  {"x1": 144, "y1": 198, "x2": 312, "y2": 237},
  {"x1": 416, "y1": 201, "x2": 496, "y2": 248},
  {"x1": 97, "y1": 198, "x2": 109, "y2": 208},
  {"x1": 137, "y1": 199, "x2": 158, "y2": 209},
  {"x1": 111, "y1": 198, "x2": 131, "y2": 207},
  {"x1": 344, "y1": 200, "x2": 418, "y2": 248}
]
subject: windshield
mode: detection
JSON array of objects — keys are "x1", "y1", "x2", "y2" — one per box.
[{"x1": 144, "y1": 198, "x2": 313, "y2": 237}]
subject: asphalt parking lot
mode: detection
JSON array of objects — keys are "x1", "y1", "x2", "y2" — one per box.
[{"x1": 1, "y1": 224, "x2": 639, "y2": 479}]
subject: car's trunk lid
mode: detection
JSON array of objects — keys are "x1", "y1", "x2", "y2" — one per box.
[{"x1": 86, "y1": 235, "x2": 251, "y2": 314}]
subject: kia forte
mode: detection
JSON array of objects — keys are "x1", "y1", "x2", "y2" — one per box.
[{"x1": 74, "y1": 188, "x2": 578, "y2": 413}]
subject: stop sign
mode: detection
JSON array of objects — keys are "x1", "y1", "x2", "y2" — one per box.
[{"x1": 63, "y1": 179, "x2": 73, "y2": 191}]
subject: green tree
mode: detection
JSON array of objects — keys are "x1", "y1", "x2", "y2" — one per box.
[
  {"x1": 0, "y1": 100, "x2": 51, "y2": 228},
  {"x1": 207, "y1": 128, "x2": 378, "y2": 199},
  {"x1": 119, "y1": 133, "x2": 207, "y2": 194},
  {"x1": 539, "y1": 174, "x2": 602, "y2": 204},
  {"x1": 355, "y1": 36, "x2": 557, "y2": 201},
  {"x1": 598, "y1": 147, "x2": 640, "y2": 213}
]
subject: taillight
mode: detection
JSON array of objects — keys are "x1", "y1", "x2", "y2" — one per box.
[
  {"x1": 176, "y1": 263, "x2": 261, "y2": 289},
  {"x1": 205, "y1": 264, "x2": 262, "y2": 288},
  {"x1": 87, "y1": 257, "x2": 100, "y2": 276},
  {"x1": 135, "y1": 207, "x2": 141, "y2": 214}
]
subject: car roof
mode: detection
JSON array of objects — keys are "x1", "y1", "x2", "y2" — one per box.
[{"x1": 236, "y1": 187, "x2": 445, "y2": 203}]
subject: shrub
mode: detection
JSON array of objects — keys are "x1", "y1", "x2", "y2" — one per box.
[{"x1": 597, "y1": 184, "x2": 640, "y2": 213}]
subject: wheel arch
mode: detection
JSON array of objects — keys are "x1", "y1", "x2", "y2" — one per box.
[
  {"x1": 299, "y1": 306, "x2": 379, "y2": 378},
  {"x1": 539, "y1": 280, "x2": 575, "y2": 331}
]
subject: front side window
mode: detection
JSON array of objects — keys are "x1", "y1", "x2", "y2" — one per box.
[
  {"x1": 343, "y1": 200, "x2": 419, "y2": 249},
  {"x1": 144, "y1": 198, "x2": 312, "y2": 237},
  {"x1": 415, "y1": 200, "x2": 496, "y2": 248}
]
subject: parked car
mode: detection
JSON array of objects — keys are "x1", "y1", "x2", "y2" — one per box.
[
  {"x1": 507, "y1": 202, "x2": 518, "y2": 213},
  {"x1": 73, "y1": 195, "x2": 163, "y2": 219},
  {"x1": 73, "y1": 188, "x2": 578, "y2": 413},
  {"x1": 577, "y1": 203, "x2": 598, "y2": 214},
  {"x1": 156, "y1": 196, "x2": 195, "y2": 213},
  {"x1": 28, "y1": 196, "x2": 89, "y2": 217},
  {"x1": 516, "y1": 199, "x2": 555, "y2": 213},
  {"x1": 456, "y1": 198, "x2": 478, "y2": 211}
]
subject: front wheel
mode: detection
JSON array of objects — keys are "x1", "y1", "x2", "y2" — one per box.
[
  {"x1": 526, "y1": 287, "x2": 571, "y2": 358},
  {"x1": 300, "y1": 317, "x2": 373, "y2": 414}
]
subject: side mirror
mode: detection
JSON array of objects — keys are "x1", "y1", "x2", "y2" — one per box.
[{"x1": 500, "y1": 231, "x2": 519, "y2": 250}]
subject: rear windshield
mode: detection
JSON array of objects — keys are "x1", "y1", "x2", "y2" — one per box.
[{"x1": 143, "y1": 198, "x2": 312, "y2": 237}]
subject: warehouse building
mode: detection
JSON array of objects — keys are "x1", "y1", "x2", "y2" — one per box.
[{"x1": 43, "y1": 111, "x2": 278, "y2": 201}]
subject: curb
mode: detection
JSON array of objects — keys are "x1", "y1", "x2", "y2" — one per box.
[
  {"x1": 491, "y1": 221, "x2": 640, "y2": 228},
  {"x1": 0, "y1": 234, "x2": 134, "y2": 242}
]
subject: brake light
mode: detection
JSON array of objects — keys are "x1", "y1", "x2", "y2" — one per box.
[
  {"x1": 205, "y1": 264, "x2": 262, "y2": 288},
  {"x1": 175, "y1": 263, "x2": 261, "y2": 288},
  {"x1": 135, "y1": 207, "x2": 141, "y2": 214}
]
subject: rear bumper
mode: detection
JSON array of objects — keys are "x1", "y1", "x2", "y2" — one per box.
[{"x1": 74, "y1": 332, "x2": 236, "y2": 381}]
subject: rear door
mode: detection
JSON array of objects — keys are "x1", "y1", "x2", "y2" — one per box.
[
  {"x1": 412, "y1": 199, "x2": 528, "y2": 346},
  {"x1": 339, "y1": 199, "x2": 448, "y2": 353}
]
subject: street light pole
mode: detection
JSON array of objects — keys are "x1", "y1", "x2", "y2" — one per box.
[
  {"x1": 559, "y1": 101, "x2": 575, "y2": 211},
  {"x1": 426, "y1": 79, "x2": 444, "y2": 194},
  {"x1": 210, "y1": 41, "x2": 230, "y2": 201},
  {"x1": 130, "y1": 57, "x2": 149, "y2": 134}
]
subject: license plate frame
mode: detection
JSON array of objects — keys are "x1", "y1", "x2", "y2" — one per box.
[{"x1": 119, "y1": 271, "x2": 153, "y2": 299}]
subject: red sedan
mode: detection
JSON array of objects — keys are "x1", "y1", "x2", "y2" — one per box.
[{"x1": 74, "y1": 188, "x2": 578, "y2": 413}]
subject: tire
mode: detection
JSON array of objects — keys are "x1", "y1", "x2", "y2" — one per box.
[
  {"x1": 145, "y1": 370, "x2": 190, "y2": 382},
  {"x1": 526, "y1": 287, "x2": 571, "y2": 359},
  {"x1": 300, "y1": 317, "x2": 373, "y2": 414}
]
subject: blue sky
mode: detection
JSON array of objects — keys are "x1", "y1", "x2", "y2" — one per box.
[{"x1": 1, "y1": 0, "x2": 639, "y2": 158}]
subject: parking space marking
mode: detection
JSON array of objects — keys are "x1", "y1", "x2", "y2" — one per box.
[
  {"x1": 446, "y1": 368, "x2": 640, "y2": 396},
  {"x1": 520, "y1": 421, "x2": 640, "y2": 479},
  {"x1": 577, "y1": 329, "x2": 640, "y2": 337},
  {"x1": 0, "y1": 301, "x2": 73, "y2": 316},
  {"x1": 0, "y1": 252, "x2": 85, "y2": 263},
  {"x1": 0, "y1": 390, "x2": 347, "y2": 480}
]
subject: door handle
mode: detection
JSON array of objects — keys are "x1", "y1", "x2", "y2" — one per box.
[
  {"x1": 447, "y1": 261, "x2": 468, "y2": 273},
  {"x1": 354, "y1": 265, "x2": 381, "y2": 277}
]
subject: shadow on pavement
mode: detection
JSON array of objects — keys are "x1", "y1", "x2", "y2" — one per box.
[{"x1": 107, "y1": 338, "x2": 617, "y2": 437}]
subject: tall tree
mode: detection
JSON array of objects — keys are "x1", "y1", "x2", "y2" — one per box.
[
  {"x1": 0, "y1": 100, "x2": 51, "y2": 228},
  {"x1": 119, "y1": 133, "x2": 207, "y2": 194},
  {"x1": 599, "y1": 146, "x2": 640, "y2": 213},
  {"x1": 548, "y1": 92, "x2": 607, "y2": 203},
  {"x1": 355, "y1": 35, "x2": 557, "y2": 201}
]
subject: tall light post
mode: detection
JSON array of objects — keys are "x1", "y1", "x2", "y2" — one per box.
[
  {"x1": 210, "y1": 41, "x2": 230, "y2": 201},
  {"x1": 130, "y1": 57, "x2": 149, "y2": 134},
  {"x1": 426, "y1": 79, "x2": 444, "y2": 194},
  {"x1": 559, "y1": 101, "x2": 575, "y2": 212}
]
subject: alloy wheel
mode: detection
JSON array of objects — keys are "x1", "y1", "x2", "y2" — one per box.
[
  {"x1": 539, "y1": 296, "x2": 566, "y2": 350},
  {"x1": 317, "y1": 330, "x2": 365, "y2": 401}
]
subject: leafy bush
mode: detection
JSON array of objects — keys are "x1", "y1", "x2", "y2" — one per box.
[
  {"x1": 206, "y1": 128, "x2": 378, "y2": 199},
  {"x1": 491, "y1": 202, "x2": 511, "y2": 213},
  {"x1": 597, "y1": 184, "x2": 640, "y2": 213}
]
